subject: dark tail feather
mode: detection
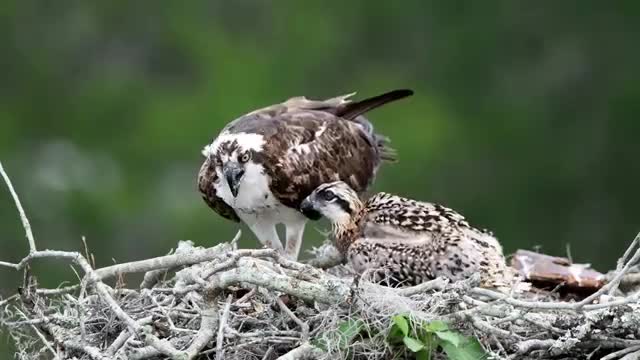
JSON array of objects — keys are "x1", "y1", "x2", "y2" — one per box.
[{"x1": 335, "y1": 89, "x2": 413, "y2": 120}]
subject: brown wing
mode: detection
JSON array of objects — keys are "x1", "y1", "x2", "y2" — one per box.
[
  {"x1": 223, "y1": 88, "x2": 412, "y2": 137},
  {"x1": 197, "y1": 156, "x2": 240, "y2": 222},
  {"x1": 208, "y1": 89, "x2": 413, "y2": 211},
  {"x1": 262, "y1": 111, "x2": 383, "y2": 209}
]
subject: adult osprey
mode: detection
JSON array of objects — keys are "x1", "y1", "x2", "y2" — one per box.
[
  {"x1": 300, "y1": 181, "x2": 514, "y2": 289},
  {"x1": 197, "y1": 89, "x2": 413, "y2": 259}
]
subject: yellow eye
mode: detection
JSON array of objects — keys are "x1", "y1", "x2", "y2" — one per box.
[{"x1": 240, "y1": 152, "x2": 251, "y2": 163}]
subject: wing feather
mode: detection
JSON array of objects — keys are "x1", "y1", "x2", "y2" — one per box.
[
  {"x1": 334, "y1": 89, "x2": 413, "y2": 120},
  {"x1": 363, "y1": 193, "x2": 470, "y2": 234},
  {"x1": 263, "y1": 112, "x2": 381, "y2": 208}
]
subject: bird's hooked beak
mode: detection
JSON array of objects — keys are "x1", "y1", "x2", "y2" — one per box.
[
  {"x1": 300, "y1": 197, "x2": 322, "y2": 220},
  {"x1": 223, "y1": 162, "x2": 245, "y2": 197}
]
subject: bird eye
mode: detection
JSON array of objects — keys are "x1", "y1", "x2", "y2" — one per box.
[
  {"x1": 321, "y1": 191, "x2": 336, "y2": 201},
  {"x1": 240, "y1": 152, "x2": 251, "y2": 163}
]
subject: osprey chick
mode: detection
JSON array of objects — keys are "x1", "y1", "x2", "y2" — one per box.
[
  {"x1": 300, "y1": 181, "x2": 513, "y2": 289},
  {"x1": 198, "y1": 90, "x2": 413, "y2": 260}
]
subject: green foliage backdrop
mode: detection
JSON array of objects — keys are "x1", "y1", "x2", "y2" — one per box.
[{"x1": 1, "y1": 1, "x2": 639, "y2": 356}]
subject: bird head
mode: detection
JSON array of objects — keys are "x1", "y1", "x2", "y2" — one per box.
[
  {"x1": 300, "y1": 181, "x2": 362, "y2": 224},
  {"x1": 202, "y1": 132, "x2": 265, "y2": 198},
  {"x1": 221, "y1": 151, "x2": 250, "y2": 198}
]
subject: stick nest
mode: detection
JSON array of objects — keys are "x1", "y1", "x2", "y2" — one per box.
[{"x1": 1, "y1": 237, "x2": 639, "y2": 360}]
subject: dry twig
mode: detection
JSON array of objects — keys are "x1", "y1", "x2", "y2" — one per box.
[
  {"x1": 215, "y1": 295, "x2": 232, "y2": 360},
  {"x1": 0, "y1": 161, "x2": 36, "y2": 253}
]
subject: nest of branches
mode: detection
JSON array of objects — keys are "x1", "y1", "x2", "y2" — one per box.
[{"x1": 1, "y1": 164, "x2": 640, "y2": 360}]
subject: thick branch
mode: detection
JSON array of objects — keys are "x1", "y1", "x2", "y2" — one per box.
[{"x1": 207, "y1": 258, "x2": 351, "y2": 304}]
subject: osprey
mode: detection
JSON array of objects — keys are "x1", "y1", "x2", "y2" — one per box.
[
  {"x1": 198, "y1": 89, "x2": 413, "y2": 259},
  {"x1": 300, "y1": 181, "x2": 514, "y2": 289}
]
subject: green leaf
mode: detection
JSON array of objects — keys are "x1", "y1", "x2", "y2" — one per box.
[
  {"x1": 442, "y1": 337, "x2": 488, "y2": 360},
  {"x1": 416, "y1": 349, "x2": 431, "y2": 360},
  {"x1": 310, "y1": 338, "x2": 327, "y2": 352},
  {"x1": 420, "y1": 332, "x2": 436, "y2": 360},
  {"x1": 435, "y1": 330, "x2": 464, "y2": 348},
  {"x1": 387, "y1": 325, "x2": 405, "y2": 344},
  {"x1": 403, "y1": 336, "x2": 425, "y2": 352},
  {"x1": 336, "y1": 319, "x2": 365, "y2": 349},
  {"x1": 425, "y1": 320, "x2": 448, "y2": 332},
  {"x1": 392, "y1": 315, "x2": 410, "y2": 336},
  {"x1": 338, "y1": 319, "x2": 364, "y2": 337}
]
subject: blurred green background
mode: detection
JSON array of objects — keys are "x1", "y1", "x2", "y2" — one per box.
[{"x1": 1, "y1": 1, "x2": 640, "y2": 356}]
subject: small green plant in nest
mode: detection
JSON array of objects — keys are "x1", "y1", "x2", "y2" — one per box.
[{"x1": 387, "y1": 315, "x2": 488, "y2": 360}]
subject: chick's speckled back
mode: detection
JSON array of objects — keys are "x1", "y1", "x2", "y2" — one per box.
[{"x1": 346, "y1": 192, "x2": 513, "y2": 289}]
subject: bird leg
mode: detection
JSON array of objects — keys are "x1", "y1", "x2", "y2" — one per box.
[
  {"x1": 284, "y1": 221, "x2": 307, "y2": 260},
  {"x1": 247, "y1": 222, "x2": 284, "y2": 253}
]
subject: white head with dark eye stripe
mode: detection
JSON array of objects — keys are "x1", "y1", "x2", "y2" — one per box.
[
  {"x1": 300, "y1": 181, "x2": 362, "y2": 224},
  {"x1": 202, "y1": 132, "x2": 265, "y2": 198}
]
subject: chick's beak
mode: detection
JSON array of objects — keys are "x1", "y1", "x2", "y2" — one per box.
[
  {"x1": 300, "y1": 197, "x2": 322, "y2": 220},
  {"x1": 223, "y1": 162, "x2": 245, "y2": 197}
]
